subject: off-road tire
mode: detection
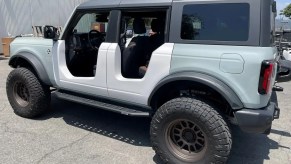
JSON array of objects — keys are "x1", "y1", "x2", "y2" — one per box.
[
  {"x1": 6, "y1": 68, "x2": 51, "y2": 118},
  {"x1": 150, "y1": 97, "x2": 232, "y2": 164}
]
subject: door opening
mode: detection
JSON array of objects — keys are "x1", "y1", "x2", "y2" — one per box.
[
  {"x1": 119, "y1": 10, "x2": 167, "y2": 79},
  {"x1": 65, "y1": 12, "x2": 110, "y2": 77}
]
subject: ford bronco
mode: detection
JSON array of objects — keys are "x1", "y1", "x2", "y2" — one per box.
[{"x1": 6, "y1": 0, "x2": 281, "y2": 163}]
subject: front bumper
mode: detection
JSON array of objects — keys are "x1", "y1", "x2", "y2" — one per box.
[{"x1": 234, "y1": 101, "x2": 280, "y2": 135}]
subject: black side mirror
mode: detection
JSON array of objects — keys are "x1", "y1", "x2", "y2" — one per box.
[
  {"x1": 43, "y1": 25, "x2": 58, "y2": 40},
  {"x1": 272, "y1": 1, "x2": 277, "y2": 13}
]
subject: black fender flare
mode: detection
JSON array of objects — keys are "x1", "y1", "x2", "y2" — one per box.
[
  {"x1": 9, "y1": 52, "x2": 52, "y2": 86},
  {"x1": 148, "y1": 72, "x2": 244, "y2": 110}
]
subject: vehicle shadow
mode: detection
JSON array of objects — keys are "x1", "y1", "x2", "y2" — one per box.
[
  {"x1": 38, "y1": 94, "x2": 289, "y2": 164},
  {"x1": 38, "y1": 94, "x2": 152, "y2": 147},
  {"x1": 226, "y1": 126, "x2": 284, "y2": 164}
]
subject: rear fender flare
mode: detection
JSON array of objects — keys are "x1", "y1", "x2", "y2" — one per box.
[{"x1": 148, "y1": 72, "x2": 244, "y2": 110}]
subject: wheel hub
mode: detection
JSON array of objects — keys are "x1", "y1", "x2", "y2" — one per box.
[
  {"x1": 165, "y1": 119, "x2": 207, "y2": 162},
  {"x1": 13, "y1": 81, "x2": 30, "y2": 107},
  {"x1": 183, "y1": 130, "x2": 196, "y2": 143}
]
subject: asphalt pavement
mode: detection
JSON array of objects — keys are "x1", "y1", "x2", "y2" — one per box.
[{"x1": 0, "y1": 57, "x2": 290, "y2": 164}]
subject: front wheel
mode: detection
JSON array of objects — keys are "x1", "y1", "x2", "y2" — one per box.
[
  {"x1": 6, "y1": 68, "x2": 51, "y2": 118},
  {"x1": 150, "y1": 97, "x2": 232, "y2": 164}
]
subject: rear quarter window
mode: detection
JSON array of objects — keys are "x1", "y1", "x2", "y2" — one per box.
[{"x1": 181, "y1": 3, "x2": 250, "y2": 41}]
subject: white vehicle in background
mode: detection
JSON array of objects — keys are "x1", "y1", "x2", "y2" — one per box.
[{"x1": 283, "y1": 47, "x2": 291, "y2": 61}]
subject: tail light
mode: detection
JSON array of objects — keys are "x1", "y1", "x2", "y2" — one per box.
[{"x1": 258, "y1": 61, "x2": 274, "y2": 94}]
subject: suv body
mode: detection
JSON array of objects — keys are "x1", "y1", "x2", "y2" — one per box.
[{"x1": 7, "y1": 0, "x2": 280, "y2": 163}]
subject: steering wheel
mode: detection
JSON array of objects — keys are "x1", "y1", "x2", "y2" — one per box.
[{"x1": 88, "y1": 30, "x2": 103, "y2": 50}]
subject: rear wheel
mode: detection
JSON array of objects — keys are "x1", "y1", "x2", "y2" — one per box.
[
  {"x1": 150, "y1": 97, "x2": 232, "y2": 164},
  {"x1": 6, "y1": 68, "x2": 51, "y2": 118}
]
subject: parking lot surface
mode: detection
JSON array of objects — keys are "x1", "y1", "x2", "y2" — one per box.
[{"x1": 0, "y1": 57, "x2": 290, "y2": 164}]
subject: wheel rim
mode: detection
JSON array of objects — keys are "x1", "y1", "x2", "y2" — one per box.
[
  {"x1": 165, "y1": 119, "x2": 208, "y2": 162},
  {"x1": 13, "y1": 81, "x2": 30, "y2": 107}
]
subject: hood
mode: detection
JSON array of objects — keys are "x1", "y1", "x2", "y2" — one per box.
[
  {"x1": 9, "y1": 37, "x2": 54, "y2": 57},
  {"x1": 11, "y1": 37, "x2": 53, "y2": 46}
]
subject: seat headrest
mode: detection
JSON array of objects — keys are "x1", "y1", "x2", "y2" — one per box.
[
  {"x1": 151, "y1": 19, "x2": 164, "y2": 33},
  {"x1": 133, "y1": 18, "x2": 146, "y2": 34},
  {"x1": 151, "y1": 19, "x2": 159, "y2": 33}
]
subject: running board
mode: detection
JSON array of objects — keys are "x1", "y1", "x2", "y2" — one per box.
[{"x1": 55, "y1": 91, "x2": 151, "y2": 117}]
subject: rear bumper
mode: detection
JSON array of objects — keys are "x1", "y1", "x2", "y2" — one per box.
[{"x1": 234, "y1": 99, "x2": 280, "y2": 134}]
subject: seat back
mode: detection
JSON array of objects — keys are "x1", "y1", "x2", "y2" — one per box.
[
  {"x1": 122, "y1": 18, "x2": 150, "y2": 78},
  {"x1": 149, "y1": 19, "x2": 165, "y2": 53}
]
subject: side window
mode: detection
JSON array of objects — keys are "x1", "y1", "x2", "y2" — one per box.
[{"x1": 181, "y1": 3, "x2": 250, "y2": 41}]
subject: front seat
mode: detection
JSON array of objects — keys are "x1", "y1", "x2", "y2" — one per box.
[{"x1": 122, "y1": 18, "x2": 150, "y2": 78}]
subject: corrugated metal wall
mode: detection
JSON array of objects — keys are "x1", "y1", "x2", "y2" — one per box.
[{"x1": 0, "y1": 0, "x2": 90, "y2": 53}]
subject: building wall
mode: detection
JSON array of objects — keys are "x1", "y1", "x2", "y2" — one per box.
[
  {"x1": 276, "y1": 19, "x2": 291, "y2": 31},
  {"x1": 0, "y1": 0, "x2": 90, "y2": 53}
]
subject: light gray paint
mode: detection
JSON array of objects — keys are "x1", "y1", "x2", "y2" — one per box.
[
  {"x1": 220, "y1": 53, "x2": 244, "y2": 74},
  {"x1": 0, "y1": 0, "x2": 90, "y2": 53},
  {"x1": 9, "y1": 37, "x2": 55, "y2": 85},
  {"x1": 170, "y1": 44, "x2": 277, "y2": 109}
]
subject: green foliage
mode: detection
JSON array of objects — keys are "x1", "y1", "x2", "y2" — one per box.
[{"x1": 282, "y1": 3, "x2": 291, "y2": 19}]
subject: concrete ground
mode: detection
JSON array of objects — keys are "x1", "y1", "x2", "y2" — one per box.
[{"x1": 0, "y1": 57, "x2": 290, "y2": 164}]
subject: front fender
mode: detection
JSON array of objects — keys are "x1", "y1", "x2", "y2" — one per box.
[
  {"x1": 9, "y1": 52, "x2": 52, "y2": 86},
  {"x1": 148, "y1": 72, "x2": 244, "y2": 110}
]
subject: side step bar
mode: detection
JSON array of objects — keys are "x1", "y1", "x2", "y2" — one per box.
[{"x1": 55, "y1": 91, "x2": 151, "y2": 117}]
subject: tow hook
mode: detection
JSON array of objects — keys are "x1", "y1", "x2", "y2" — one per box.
[{"x1": 273, "y1": 85, "x2": 284, "y2": 92}]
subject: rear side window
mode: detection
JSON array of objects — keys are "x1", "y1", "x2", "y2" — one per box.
[{"x1": 181, "y1": 3, "x2": 250, "y2": 41}]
